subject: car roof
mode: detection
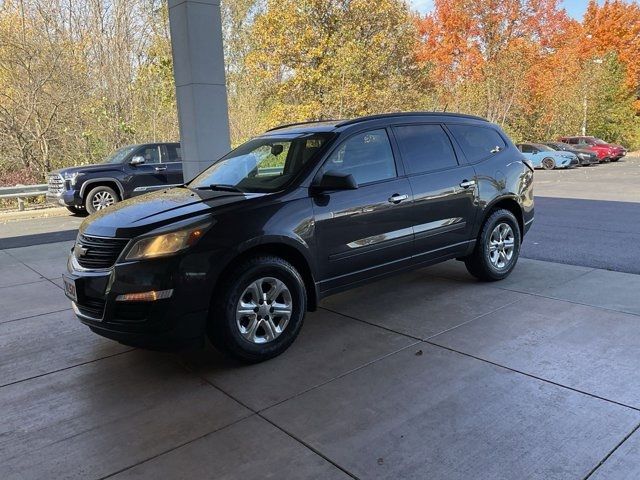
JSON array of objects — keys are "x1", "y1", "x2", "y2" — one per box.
[{"x1": 264, "y1": 112, "x2": 490, "y2": 135}]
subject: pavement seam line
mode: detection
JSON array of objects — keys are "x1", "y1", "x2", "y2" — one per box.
[
  {"x1": 97, "y1": 413, "x2": 254, "y2": 480},
  {"x1": 2, "y1": 252, "x2": 68, "y2": 290},
  {"x1": 423, "y1": 267, "x2": 640, "y2": 318},
  {"x1": 256, "y1": 341, "x2": 421, "y2": 413},
  {"x1": 0, "y1": 307, "x2": 72, "y2": 325},
  {"x1": 0, "y1": 348, "x2": 136, "y2": 389},
  {"x1": 425, "y1": 341, "x2": 640, "y2": 412},
  {"x1": 321, "y1": 295, "x2": 525, "y2": 343},
  {"x1": 582, "y1": 420, "x2": 640, "y2": 480},
  {"x1": 174, "y1": 356, "x2": 364, "y2": 480}
]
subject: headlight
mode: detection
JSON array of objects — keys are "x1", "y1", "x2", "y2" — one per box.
[
  {"x1": 125, "y1": 222, "x2": 212, "y2": 261},
  {"x1": 63, "y1": 171, "x2": 83, "y2": 186}
]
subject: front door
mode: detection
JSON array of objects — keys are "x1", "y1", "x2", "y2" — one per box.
[
  {"x1": 126, "y1": 145, "x2": 169, "y2": 196},
  {"x1": 392, "y1": 124, "x2": 478, "y2": 260},
  {"x1": 312, "y1": 128, "x2": 414, "y2": 293}
]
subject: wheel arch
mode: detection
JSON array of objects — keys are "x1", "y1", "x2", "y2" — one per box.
[
  {"x1": 213, "y1": 238, "x2": 319, "y2": 312},
  {"x1": 480, "y1": 196, "x2": 524, "y2": 237},
  {"x1": 80, "y1": 178, "x2": 125, "y2": 200}
]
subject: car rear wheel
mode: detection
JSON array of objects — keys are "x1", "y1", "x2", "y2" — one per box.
[
  {"x1": 85, "y1": 186, "x2": 119, "y2": 214},
  {"x1": 464, "y1": 209, "x2": 521, "y2": 282},
  {"x1": 208, "y1": 255, "x2": 307, "y2": 363},
  {"x1": 541, "y1": 157, "x2": 555, "y2": 170}
]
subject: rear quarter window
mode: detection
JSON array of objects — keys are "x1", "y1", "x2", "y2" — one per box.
[
  {"x1": 447, "y1": 124, "x2": 507, "y2": 163},
  {"x1": 393, "y1": 124, "x2": 458, "y2": 174}
]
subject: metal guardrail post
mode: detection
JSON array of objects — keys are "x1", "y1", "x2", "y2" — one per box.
[{"x1": 16, "y1": 184, "x2": 25, "y2": 211}]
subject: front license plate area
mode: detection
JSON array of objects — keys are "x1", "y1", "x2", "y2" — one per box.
[{"x1": 63, "y1": 276, "x2": 78, "y2": 302}]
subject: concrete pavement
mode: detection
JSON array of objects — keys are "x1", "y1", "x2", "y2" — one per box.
[{"x1": 1, "y1": 241, "x2": 640, "y2": 479}]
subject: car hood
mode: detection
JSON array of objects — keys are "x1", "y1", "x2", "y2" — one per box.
[
  {"x1": 80, "y1": 187, "x2": 266, "y2": 238},
  {"x1": 50, "y1": 163, "x2": 122, "y2": 176}
]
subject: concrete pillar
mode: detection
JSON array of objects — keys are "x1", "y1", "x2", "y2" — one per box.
[{"x1": 168, "y1": 0, "x2": 231, "y2": 182}]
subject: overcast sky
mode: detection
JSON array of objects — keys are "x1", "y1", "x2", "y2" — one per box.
[{"x1": 409, "y1": 0, "x2": 602, "y2": 20}]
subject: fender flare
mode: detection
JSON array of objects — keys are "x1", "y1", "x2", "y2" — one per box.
[{"x1": 80, "y1": 178, "x2": 126, "y2": 200}]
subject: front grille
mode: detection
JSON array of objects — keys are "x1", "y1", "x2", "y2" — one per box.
[
  {"x1": 48, "y1": 174, "x2": 64, "y2": 194},
  {"x1": 75, "y1": 234, "x2": 129, "y2": 270},
  {"x1": 76, "y1": 297, "x2": 105, "y2": 319}
]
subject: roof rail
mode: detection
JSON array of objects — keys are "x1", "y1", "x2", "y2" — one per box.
[
  {"x1": 335, "y1": 112, "x2": 488, "y2": 128},
  {"x1": 266, "y1": 119, "x2": 345, "y2": 132}
]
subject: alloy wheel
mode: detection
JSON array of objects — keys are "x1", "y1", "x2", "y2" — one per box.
[
  {"x1": 488, "y1": 223, "x2": 515, "y2": 269},
  {"x1": 92, "y1": 191, "x2": 116, "y2": 210},
  {"x1": 236, "y1": 277, "x2": 293, "y2": 344}
]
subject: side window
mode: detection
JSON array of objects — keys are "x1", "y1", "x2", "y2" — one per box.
[
  {"x1": 165, "y1": 145, "x2": 182, "y2": 163},
  {"x1": 139, "y1": 146, "x2": 160, "y2": 164},
  {"x1": 393, "y1": 124, "x2": 458, "y2": 174},
  {"x1": 568, "y1": 138, "x2": 579, "y2": 145},
  {"x1": 321, "y1": 129, "x2": 396, "y2": 185},
  {"x1": 448, "y1": 124, "x2": 507, "y2": 163},
  {"x1": 519, "y1": 144, "x2": 532, "y2": 153}
]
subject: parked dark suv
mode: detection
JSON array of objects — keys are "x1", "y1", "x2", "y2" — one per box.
[
  {"x1": 47, "y1": 143, "x2": 183, "y2": 214},
  {"x1": 63, "y1": 113, "x2": 534, "y2": 362}
]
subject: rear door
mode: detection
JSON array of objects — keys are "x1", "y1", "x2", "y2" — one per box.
[
  {"x1": 312, "y1": 128, "x2": 414, "y2": 292},
  {"x1": 161, "y1": 143, "x2": 184, "y2": 187},
  {"x1": 392, "y1": 123, "x2": 478, "y2": 261}
]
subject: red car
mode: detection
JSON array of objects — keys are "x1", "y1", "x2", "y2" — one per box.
[{"x1": 558, "y1": 136, "x2": 627, "y2": 162}]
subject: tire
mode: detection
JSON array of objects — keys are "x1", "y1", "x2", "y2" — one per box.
[
  {"x1": 464, "y1": 209, "x2": 521, "y2": 282},
  {"x1": 541, "y1": 157, "x2": 555, "y2": 170},
  {"x1": 65, "y1": 206, "x2": 86, "y2": 216},
  {"x1": 610, "y1": 158, "x2": 619, "y2": 162},
  {"x1": 85, "y1": 186, "x2": 119, "y2": 214},
  {"x1": 208, "y1": 255, "x2": 307, "y2": 363}
]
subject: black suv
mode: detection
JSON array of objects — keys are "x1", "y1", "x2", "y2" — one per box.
[
  {"x1": 63, "y1": 113, "x2": 534, "y2": 362},
  {"x1": 47, "y1": 143, "x2": 183, "y2": 214}
]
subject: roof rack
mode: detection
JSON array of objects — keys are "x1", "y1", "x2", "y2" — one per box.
[
  {"x1": 335, "y1": 112, "x2": 488, "y2": 128},
  {"x1": 266, "y1": 119, "x2": 345, "y2": 132}
]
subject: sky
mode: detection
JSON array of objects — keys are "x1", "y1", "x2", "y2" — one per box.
[{"x1": 409, "y1": 0, "x2": 601, "y2": 20}]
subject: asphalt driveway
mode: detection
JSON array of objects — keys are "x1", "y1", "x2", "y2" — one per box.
[{"x1": 1, "y1": 240, "x2": 640, "y2": 479}]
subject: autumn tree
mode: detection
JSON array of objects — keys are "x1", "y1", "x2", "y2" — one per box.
[{"x1": 243, "y1": 0, "x2": 432, "y2": 132}]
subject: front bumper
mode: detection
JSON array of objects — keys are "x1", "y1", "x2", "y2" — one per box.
[
  {"x1": 64, "y1": 248, "x2": 224, "y2": 349},
  {"x1": 46, "y1": 189, "x2": 83, "y2": 207}
]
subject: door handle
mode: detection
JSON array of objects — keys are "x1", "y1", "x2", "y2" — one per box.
[
  {"x1": 459, "y1": 180, "x2": 476, "y2": 189},
  {"x1": 388, "y1": 194, "x2": 409, "y2": 204},
  {"x1": 154, "y1": 166, "x2": 167, "y2": 172}
]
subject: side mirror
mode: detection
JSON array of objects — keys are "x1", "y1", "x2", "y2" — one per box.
[
  {"x1": 130, "y1": 155, "x2": 145, "y2": 166},
  {"x1": 312, "y1": 171, "x2": 358, "y2": 192}
]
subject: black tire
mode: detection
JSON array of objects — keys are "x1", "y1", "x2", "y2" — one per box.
[
  {"x1": 208, "y1": 255, "x2": 307, "y2": 363},
  {"x1": 85, "y1": 186, "x2": 119, "y2": 214},
  {"x1": 610, "y1": 158, "x2": 619, "y2": 162},
  {"x1": 541, "y1": 157, "x2": 555, "y2": 170},
  {"x1": 464, "y1": 209, "x2": 521, "y2": 282},
  {"x1": 65, "y1": 206, "x2": 86, "y2": 216}
]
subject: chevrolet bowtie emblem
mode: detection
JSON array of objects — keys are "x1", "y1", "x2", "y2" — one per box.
[{"x1": 76, "y1": 244, "x2": 89, "y2": 257}]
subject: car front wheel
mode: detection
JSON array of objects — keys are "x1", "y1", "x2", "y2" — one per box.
[
  {"x1": 85, "y1": 186, "x2": 119, "y2": 214},
  {"x1": 464, "y1": 209, "x2": 521, "y2": 281},
  {"x1": 208, "y1": 255, "x2": 307, "y2": 363}
]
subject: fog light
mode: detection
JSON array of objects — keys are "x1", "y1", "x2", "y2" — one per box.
[{"x1": 115, "y1": 289, "x2": 174, "y2": 302}]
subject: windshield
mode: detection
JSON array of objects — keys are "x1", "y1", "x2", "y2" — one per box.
[
  {"x1": 189, "y1": 133, "x2": 333, "y2": 193},
  {"x1": 535, "y1": 144, "x2": 554, "y2": 152},
  {"x1": 593, "y1": 138, "x2": 608, "y2": 145},
  {"x1": 103, "y1": 145, "x2": 138, "y2": 164}
]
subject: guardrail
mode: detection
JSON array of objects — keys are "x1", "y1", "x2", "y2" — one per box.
[{"x1": 0, "y1": 184, "x2": 48, "y2": 211}]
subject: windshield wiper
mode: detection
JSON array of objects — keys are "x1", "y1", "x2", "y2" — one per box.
[{"x1": 197, "y1": 184, "x2": 244, "y2": 193}]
